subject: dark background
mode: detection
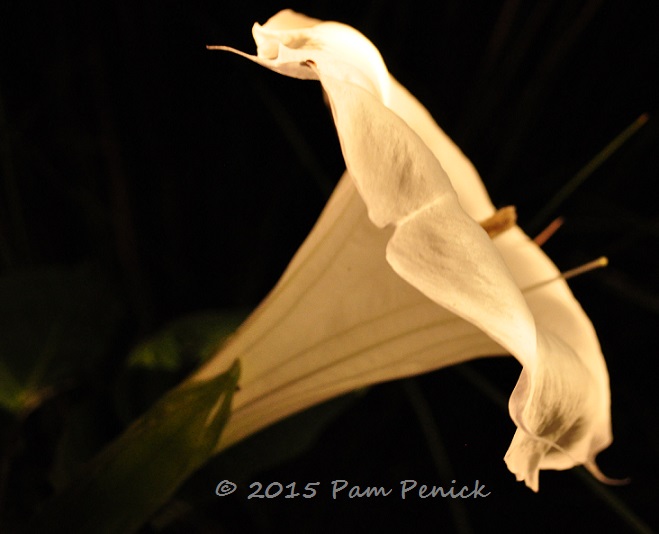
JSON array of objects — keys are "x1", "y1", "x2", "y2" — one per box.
[{"x1": 1, "y1": 1, "x2": 658, "y2": 532}]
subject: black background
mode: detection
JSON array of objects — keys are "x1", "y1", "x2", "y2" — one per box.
[{"x1": 1, "y1": 1, "x2": 658, "y2": 532}]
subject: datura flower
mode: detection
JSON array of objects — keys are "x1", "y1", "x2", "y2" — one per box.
[{"x1": 200, "y1": 9, "x2": 617, "y2": 491}]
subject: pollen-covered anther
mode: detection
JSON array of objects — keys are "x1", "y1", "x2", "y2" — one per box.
[{"x1": 479, "y1": 206, "x2": 517, "y2": 238}]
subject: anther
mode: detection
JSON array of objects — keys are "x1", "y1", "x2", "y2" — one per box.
[{"x1": 480, "y1": 206, "x2": 517, "y2": 238}]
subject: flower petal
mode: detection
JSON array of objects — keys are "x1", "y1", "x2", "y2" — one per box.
[
  {"x1": 215, "y1": 9, "x2": 390, "y2": 102},
  {"x1": 315, "y1": 71, "x2": 538, "y2": 364},
  {"x1": 495, "y1": 227, "x2": 613, "y2": 489},
  {"x1": 387, "y1": 76, "x2": 496, "y2": 223}
]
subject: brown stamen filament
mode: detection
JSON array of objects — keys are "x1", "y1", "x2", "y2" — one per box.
[{"x1": 534, "y1": 216, "x2": 564, "y2": 246}]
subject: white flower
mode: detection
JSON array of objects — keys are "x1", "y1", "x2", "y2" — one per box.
[{"x1": 200, "y1": 9, "x2": 616, "y2": 491}]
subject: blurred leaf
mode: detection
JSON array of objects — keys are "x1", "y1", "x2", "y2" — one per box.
[
  {"x1": 28, "y1": 360, "x2": 240, "y2": 534},
  {"x1": 115, "y1": 309, "x2": 249, "y2": 424},
  {"x1": 0, "y1": 358, "x2": 23, "y2": 413},
  {"x1": 127, "y1": 310, "x2": 249, "y2": 371},
  {"x1": 49, "y1": 399, "x2": 114, "y2": 493},
  {"x1": 150, "y1": 390, "x2": 365, "y2": 531},
  {"x1": 0, "y1": 264, "x2": 122, "y2": 415}
]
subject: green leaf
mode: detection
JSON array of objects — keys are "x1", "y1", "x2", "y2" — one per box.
[
  {"x1": 0, "y1": 264, "x2": 122, "y2": 415},
  {"x1": 27, "y1": 360, "x2": 240, "y2": 534}
]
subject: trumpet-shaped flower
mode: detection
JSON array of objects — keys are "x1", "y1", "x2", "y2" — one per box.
[{"x1": 201, "y1": 9, "x2": 616, "y2": 491}]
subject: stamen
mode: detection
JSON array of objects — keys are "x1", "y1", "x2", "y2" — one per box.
[
  {"x1": 533, "y1": 216, "x2": 564, "y2": 246},
  {"x1": 523, "y1": 256, "x2": 608, "y2": 293},
  {"x1": 529, "y1": 113, "x2": 649, "y2": 232},
  {"x1": 480, "y1": 206, "x2": 517, "y2": 238}
]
